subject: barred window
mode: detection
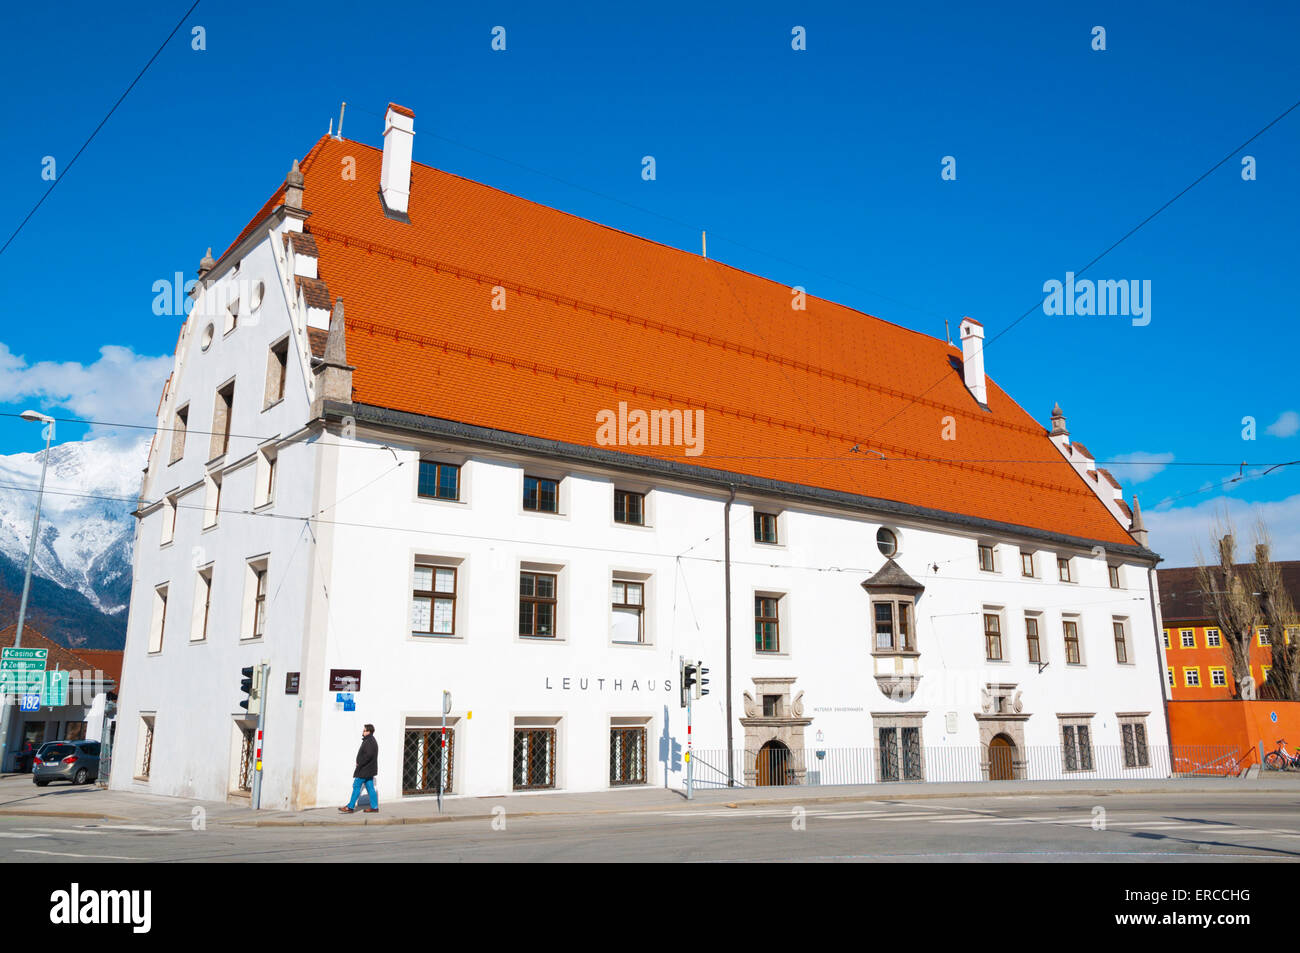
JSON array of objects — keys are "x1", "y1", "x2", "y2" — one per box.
[
  {"x1": 519, "y1": 572, "x2": 557, "y2": 637},
  {"x1": 878, "y1": 725, "x2": 923, "y2": 781},
  {"x1": 1063, "y1": 620, "x2": 1081, "y2": 664},
  {"x1": 755, "y1": 596, "x2": 780, "y2": 653},
  {"x1": 513, "y1": 728, "x2": 556, "y2": 790},
  {"x1": 1062, "y1": 724, "x2": 1093, "y2": 771},
  {"x1": 1121, "y1": 722, "x2": 1149, "y2": 768},
  {"x1": 610, "y1": 727, "x2": 647, "y2": 785},
  {"x1": 614, "y1": 490, "x2": 644, "y2": 525},
  {"x1": 237, "y1": 725, "x2": 255, "y2": 792},
  {"x1": 403, "y1": 728, "x2": 454, "y2": 794},
  {"x1": 984, "y1": 613, "x2": 1003, "y2": 661},
  {"x1": 1026, "y1": 616, "x2": 1041, "y2": 663},
  {"x1": 754, "y1": 512, "x2": 779, "y2": 544},
  {"x1": 523, "y1": 475, "x2": 558, "y2": 513},
  {"x1": 412, "y1": 565, "x2": 457, "y2": 636},
  {"x1": 418, "y1": 461, "x2": 460, "y2": 501},
  {"x1": 1113, "y1": 620, "x2": 1129, "y2": 664}
]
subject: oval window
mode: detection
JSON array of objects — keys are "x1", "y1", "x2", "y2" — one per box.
[
  {"x1": 249, "y1": 280, "x2": 265, "y2": 312},
  {"x1": 200, "y1": 322, "x2": 215, "y2": 351},
  {"x1": 876, "y1": 527, "x2": 898, "y2": 557}
]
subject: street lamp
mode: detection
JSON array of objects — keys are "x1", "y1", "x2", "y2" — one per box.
[{"x1": 0, "y1": 410, "x2": 55, "y2": 772}]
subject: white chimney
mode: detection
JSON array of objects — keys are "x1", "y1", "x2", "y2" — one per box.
[
  {"x1": 959, "y1": 316, "x2": 987, "y2": 406},
  {"x1": 380, "y1": 103, "x2": 415, "y2": 217}
]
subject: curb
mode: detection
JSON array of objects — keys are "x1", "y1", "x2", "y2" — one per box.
[{"x1": 226, "y1": 780, "x2": 1281, "y2": 829}]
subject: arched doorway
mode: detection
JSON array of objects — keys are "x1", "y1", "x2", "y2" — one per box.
[
  {"x1": 989, "y1": 734, "x2": 1015, "y2": 781},
  {"x1": 756, "y1": 740, "x2": 792, "y2": 786}
]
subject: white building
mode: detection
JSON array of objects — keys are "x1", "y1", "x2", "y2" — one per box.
[{"x1": 111, "y1": 104, "x2": 1169, "y2": 808}]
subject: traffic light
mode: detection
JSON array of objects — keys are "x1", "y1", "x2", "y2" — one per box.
[
  {"x1": 695, "y1": 662, "x2": 710, "y2": 699},
  {"x1": 239, "y1": 664, "x2": 263, "y2": 715},
  {"x1": 680, "y1": 659, "x2": 697, "y2": 708}
]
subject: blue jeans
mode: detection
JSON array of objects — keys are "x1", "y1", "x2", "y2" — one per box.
[{"x1": 347, "y1": 777, "x2": 377, "y2": 810}]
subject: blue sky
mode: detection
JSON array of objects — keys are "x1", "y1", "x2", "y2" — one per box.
[{"x1": 0, "y1": 0, "x2": 1297, "y2": 565}]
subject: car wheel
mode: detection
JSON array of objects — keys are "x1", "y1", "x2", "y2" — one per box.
[
  {"x1": 34, "y1": 780, "x2": 49, "y2": 787},
  {"x1": 73, "y1": 768, "x2": 89, "y2": 785}
]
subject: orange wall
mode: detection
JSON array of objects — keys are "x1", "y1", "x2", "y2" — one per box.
[
  {"x1": 1162, "y1": 622, "x2": 1282, "y2": 699},
  {"x1": 1167, "y1": 700, "x2": 1300, "y2": 755}
]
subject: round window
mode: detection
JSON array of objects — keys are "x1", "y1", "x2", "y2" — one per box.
[
  {"x1": 200, "y1": 322, "x2": 215, "y2": 351},
  {"x1": 876, "y1": 527, "x2": 898, "y2": 557}
]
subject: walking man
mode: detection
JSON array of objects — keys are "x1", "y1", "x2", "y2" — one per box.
[{"x1": 340, "y1": 724, "x2": 379, "y2": 813}]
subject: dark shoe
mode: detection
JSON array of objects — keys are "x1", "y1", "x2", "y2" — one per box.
[
  {"x1": 363, "y1": 808, "x2": 379, "y2": 813},
  {"x1": 339, "y1": 807, "x2": 355, "y2": 813}
]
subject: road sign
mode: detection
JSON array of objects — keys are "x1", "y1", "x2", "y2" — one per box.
[
  {"x1": 2, "y1": 647, "x2": 48, "y2": 663},
  {"x1": 1, "y1": 670, "x2": 69, "y2": 706},
  {"x1": 19, "y1": 695, "x2": 41, "y2": 712}
]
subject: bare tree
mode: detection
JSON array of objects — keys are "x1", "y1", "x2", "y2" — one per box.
[
  {"x1": 1249, "y1": 522, "x2": 1299, "y2": 701},
  {"x1": 1195, "y1": 518, "x2": 1257, "y2": 699}
]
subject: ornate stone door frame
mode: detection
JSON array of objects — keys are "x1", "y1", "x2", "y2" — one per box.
[{"x1": 739, "y1": 677, "x2": 812, "y2": 785}]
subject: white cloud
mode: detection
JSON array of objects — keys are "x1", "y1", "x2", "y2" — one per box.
[
  {"x1": 0, "y1": 342, "x2": 171, "y2": 439},
  {"x1": 1144, "y1": 491, "x2": 1300, "y2": 568},
  {"x1": 1106, "y1": 450, "x2": 1174, "y2": 484},
  {"x1": 1266, "y1": 411, "x2": 1300, "y2": 438}
]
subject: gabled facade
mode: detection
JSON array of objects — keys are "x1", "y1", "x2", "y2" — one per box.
[{"x1": 112, "y1": 104, "x2": 1170, "y2": 808}]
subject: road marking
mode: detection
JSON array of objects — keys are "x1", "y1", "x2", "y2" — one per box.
[
  {"x1": 0, "y1": 832, "x2": 49, "y2": 839},
  {"x1": 15, "y1": 849, "x2": 141, "y2": 860},
  {"x1": 80, "y1": 824, "x2": 182, "y2": 833},
  {"x1": 15, "y1": 827, "x2": 107, "y2": 836}
]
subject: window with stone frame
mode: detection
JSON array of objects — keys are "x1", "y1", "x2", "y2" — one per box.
[
  {"x1": 872, "y1": 598, "x2": 915, "y2": 653},
  {"x1": 1120, "y1": 718, "x2": 1150, "y2": 768},
  {"x1": 877, "y1": 718, "x2": 924, "y2": 782},
  {"x1": 1060, "y1": 718, "x2": 1094, "y2": 772}
]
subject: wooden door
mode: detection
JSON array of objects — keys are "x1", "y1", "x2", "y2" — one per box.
[{"x1": 989, "y1": 734, "x2": 1014, "y2": 781}]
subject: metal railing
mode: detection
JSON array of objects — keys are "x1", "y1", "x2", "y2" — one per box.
[{"x1": 688, "y1": 743, "x2": 1253, "y2": 788}]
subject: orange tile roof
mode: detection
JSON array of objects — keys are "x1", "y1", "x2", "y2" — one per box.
[{"x1": 238, "y1": 135, "x2": 1138, "y2": 547}]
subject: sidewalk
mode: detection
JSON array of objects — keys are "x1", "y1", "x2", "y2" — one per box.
[{"x1": 1, "y1": 772, "x2": 1296, "y2": 828}]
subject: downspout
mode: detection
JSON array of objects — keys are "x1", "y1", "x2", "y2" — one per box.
[
  {"x1": 1147, "y1": 563, "x2": 1175, "y2": 762},
  {"x1": 724, "y1": 485, "x2": 736, "y2": 787}
]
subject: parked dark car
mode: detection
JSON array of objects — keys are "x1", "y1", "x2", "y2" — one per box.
[
  {"x1": 12, "y1": 743, "x2": 38, "y2": 773},
  {"x1": 33, "y1": 741, "x2": 100, "y2": 786}
]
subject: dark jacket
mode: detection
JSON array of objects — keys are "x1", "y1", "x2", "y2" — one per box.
[{"x1": 353, "y1": 734, "x2": 378, "y2": 779}]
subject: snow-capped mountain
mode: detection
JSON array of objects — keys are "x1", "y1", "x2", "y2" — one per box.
[{"x1": 0, "y1": 436, "x2": 146, "y2": 615}]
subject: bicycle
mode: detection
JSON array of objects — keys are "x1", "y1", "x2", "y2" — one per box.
[{"x1": 1263, "y1": 738, "x2": 1300, "y2": 770}]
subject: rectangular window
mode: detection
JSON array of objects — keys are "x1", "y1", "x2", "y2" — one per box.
[
  {"x1": 614, "y1": 490, "x2": 645, "y2": 525},
  {"x1": 253, "y1": 567, "x2": 267, "y2": 639},
  {"x1": 1020, "y1": 551, "x2": 1035, "y2": 577},
  {"x1": 1167, "y1": 667, "x2": 1174, "y2": 688},
  {"x1": 984, "y1": 613, "x2": 1003, "y2": 661},
  {"x1": 523, "y1": 475, "x2": 558, "y2": 513},
  {"x1": 1062, "y1": 724, "x2": 1093, "y2": 772},
  {"x1": 519, "y1": 571, "x2": 557, "y2": 637},
  {"x1": 265, "y1": 455, "x2": 276, "y2": 504},
  {"x1": 1184, "y1": 667, "x2": 1200, "y2": 687},
  {"x1": 1121, "y1": 722, "x2": 1150, "y2": 768},
  {"x1": 160, "y1": 496, "x2": 176, "y2": 546},
  {"x1": 1063, "y1": 620, "x2": 1081, "y2": 664},
  {"x1": 1163, "y1": 629, "x2": 1171, "y2": 649},
  {"x1": 1180, "y1": 629, "x2": 1195, "y2": 648},
  {"x1": 191, "y1": 569, "x2": 212, "y2": 643},
  {"x1": 1026, "y1": 616, "x2": 1041, "y2": 663},
  {"x1": 513, "y1": 728, "x2": 556, "y2": 790},
  {"x1": 412, "y1": 565, "x2": 457, "y2": 636},
  {"x1": 1113, "y1": 620, "x2": 1129, "y2": 664},
  {"x1": 978, "y1": 543, "x2": 995, "y2": 573},
  {"x1": 202, "y1": 475, "x2": 221, "y2": 529},
  {"x1": 148, "y1": 586, "x2": 168, "y2": 654},
  {"x1": 265, "y1": 339, "x2": 289, "y2": 407},
  {"x1": 1258, "y1": 627, "x2": 1271, "y2": 646},
  {"x1": 255, "y1": 451, "x2": 276, "y2": 507},
  {"x1": 1205, "y1": 628, "x2": 1221, "y2": 647},
  {"x1": 402, "y1": 728, "x2": 454, "y2": 795},
  {"x1": 873, "y1": 600, "x2": 913, "y2": 652},
  {"x1": 762, "y1": 695, "x2": 781, "y2": 717},
  {"x1": 753, "y1": 512, "x2": 779, "y2": 544},
  {"x1": 418, "y1": 461, "x2": 460, "y2": 501},
  {"x1": 169, "y1": 404, "x2": 188, "y2": 465},
  {"x1": 1058, "y1": 557, "x2": 1072, "y2": 583},
  {"x1": 609, "y1": 727, "x2": 647, "y2": 785},
  {"x1": 210, "y1": 381, "x2": 235, "y2": 459},
  {"x1": 755, "y1": 596, "x2": 780, "y2": 652},
  {"x1": 1108, "y1": 564, "x2": 1121, "y2": 589},
  {"x1": 1210, "y1": 667, "x2": 1227, "y2": 687},
  {"x1": 878, "y1": 725, "x2": 923, "y2": 781},
  {"x1": 610, "y1": 580, "x2": 644, "y2": 643}
]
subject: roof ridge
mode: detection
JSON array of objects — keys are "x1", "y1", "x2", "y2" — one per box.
[
  {"x1": 312, "y1": 224, "x2": 1043, "y2": 439},
  {"x1": 348, "y1": 315, "x2": 1092, "y2": 498}
]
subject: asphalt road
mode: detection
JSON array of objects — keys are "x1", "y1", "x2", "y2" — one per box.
[{"x1": 1, "y1": 790, "x2": 1298, "y2": 862}]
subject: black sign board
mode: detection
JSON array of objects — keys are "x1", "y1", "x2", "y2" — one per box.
[
  {"x1": 329, "y1": 669, "x2": 361, "y2": 692},
  {"x1": 285, "y1": 672, "x2": 300, "y2": 695}
]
